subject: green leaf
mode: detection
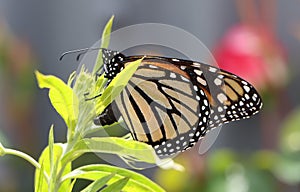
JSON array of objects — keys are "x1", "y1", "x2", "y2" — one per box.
[
  {"x1": 34, "y1": 144, "x2": 72, "y2": 192},
  {"x1": 35, "y1": 162, "x2": 46, "y2": 192},
  {"x1": 95, "y1": 58, "x2": 143, "y2": 115},
  {"x1": 61, "y1": 137, "x2": 156, "y2": 165},
  {"x1": 62, "y1": 164, "x2": 166, "y2": 192},
  {"x1": 71, "y1": 67, "x2": 97, "y2": 136},
  {"x1": 49, "y1": 125, "x2": 54, "y2": 169},
  {"x1": 101, "y1": 177, "x2": 129, "y2": 192},
  {"x1": 81, "y1": 173, "x2": 115, "y2": 192},
  {"x1": 73, "y1": 66, "x2": 95, "y2": 102},
  {"x1": 94, "y1": 73, "x2": 106, "y2": 95},
  {"x1": 67, "y1": 179, "x2": 77, "y2": 192},
  {"x1": 67, "y1": 71, "x2": 76, "y2": 87},
  {"x1": 93, "y1": 15, "x2": 114, "y2": 75},
  {"x1": 35, "y1": 71, "x2": 79, "y2": 133},
  {"x1": 48, "y1": 126, "x2": 55, "y2": 191}
]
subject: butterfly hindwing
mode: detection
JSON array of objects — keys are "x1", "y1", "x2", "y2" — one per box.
[
  {"x1": 112, "y1": 58, "x2": 210, "y2": 156},
  {"x1": 199, "y1": 66, "x2": 263, "y2": 129}
]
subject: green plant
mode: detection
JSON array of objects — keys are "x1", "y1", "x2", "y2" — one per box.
[{"x1": 0, "y1": 16, "x2": 166, "y2": 192}]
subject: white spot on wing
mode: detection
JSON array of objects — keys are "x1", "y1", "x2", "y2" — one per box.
[
  {"x1": 209, "y1": 67, "x2": 217, "y2": 73},
  {"x1": 214, "y1": 78, "x2": 222, "y2": 86},
  {"x1": 193, "y1": 62, "x2": 201, "y2": 67},
  {"x1": 217, "y1": 93, "x2": 227, "y2": 103},
  {"x1": 149, "y1": 65, "x2": 158, "y2": 69},
  {"x1": 194, "y1": 69, "x2": 203, "y2": 76},
  {"x1": 204, "y1": 99, "x2": 208, "y2": 106},
  {"x1": 181, "y1": 76, "x2": 189, "y2": 82},
  {"x1": 244, "y1": 85, "x2": 250, "y2": 92},
  {"x1": 245, "y1": 94, "x2": 250, "y2": 100},
  {"x1": 180, "y1": 66, "x2": 186, "y2": 70},
  {"x1": 170, "y1": 72, "x2": 176, "y2": 78},
  {"x1": 193, "y1": 85, "x2": 198, "y2": 91},
  {"x1": 218, "y1": 106, "x2": 223, "y2": 112},
  {"x1": 197, "y1": 76, "x2": 207, "y2": 86}
]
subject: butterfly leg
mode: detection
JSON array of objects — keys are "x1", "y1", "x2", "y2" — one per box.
[
  {"x1": 94, "y1": 103, "x2": 120, "y2": 126},
  {"x1": 84, "y1": 92, "x2": 102, "y2": 101}
]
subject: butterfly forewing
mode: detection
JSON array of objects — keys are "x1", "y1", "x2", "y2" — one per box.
[{"x1": 133, "y1": 56, "x2": 263, "y2": 131}]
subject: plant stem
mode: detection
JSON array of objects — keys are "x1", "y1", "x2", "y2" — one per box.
[
  {"x1": 4, "y1": 148, "x2": 50, "y2": 182},
  {"x1": 54, "y1": 138, "x2": 79, "y2": 191}
]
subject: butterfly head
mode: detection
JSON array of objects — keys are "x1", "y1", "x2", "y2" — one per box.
[{"x1": 102, "y1": 49, "x2": 126, "y2": 79}]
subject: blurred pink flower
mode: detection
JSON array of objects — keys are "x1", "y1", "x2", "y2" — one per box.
[{"x1": 214, "y1": 24, "x2": 288, "y2": 91}]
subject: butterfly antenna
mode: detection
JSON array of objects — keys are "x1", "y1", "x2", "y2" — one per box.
[
  {"x1": 59, "y1": 48, "x2": 89, "y2": 60},
  {"x1": 76, "y1": 51, "x2": 86, "y2": 61},
  {"x1": 60, "y1": 47, "x2": 105, "y2": 61}
]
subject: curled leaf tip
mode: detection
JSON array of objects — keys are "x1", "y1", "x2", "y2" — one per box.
[{"x1": 35, "y1": 70, "x2": 48, "y2": 89}]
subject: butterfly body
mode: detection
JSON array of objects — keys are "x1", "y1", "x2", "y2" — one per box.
[{"x1": 95, "y1": 49, "x2": 263, "y2": 157}]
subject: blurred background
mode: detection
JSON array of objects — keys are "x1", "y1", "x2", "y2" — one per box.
[{"x1": 0, "y1": 0, "x2": 300, "y2": 191}]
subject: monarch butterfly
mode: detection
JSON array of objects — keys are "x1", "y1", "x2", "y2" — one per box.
[{"x1": 65, "y1": 48, "x2": 262, "y2": 157}]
